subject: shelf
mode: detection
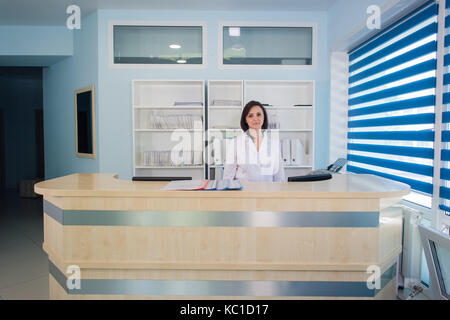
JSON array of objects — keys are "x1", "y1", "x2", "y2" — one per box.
[
  {"x1": 209, "y1": 165, "x2": 312, "y2": 168},
  {"x1": 136, "y1": 165, "x2": 204, "y2": 169},
  {"x1": 209, "y1": 106, "x2": 242, "y2": 109},
  {"x1": 207, "y1": 106, "x2": 311, "y2": 110},
  {"x1": 134, "y1": 106, "x2": 204, "y2": 109},
  {"x1": 208, "y1": 128, "x2": 242, "y2": 131},
  {"x1": 279, "y1": 129, "x2": 313, "y2": 132},
  {"x1": 135, "y1": 129, "x2": 203, "y2": 132},
  {"x1": 207, "y1": 128, "x2": 311, "y2": 132},
  {"x1": 264, "y1": 106, "x2": 313, "y2": 109}
]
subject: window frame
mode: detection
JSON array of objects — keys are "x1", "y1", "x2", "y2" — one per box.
[
  {"x1": 109, "y1": 21, "x2": 207, "y2": 69},
  {"x1": 218, "y1": 21, "x2": 317, "y2": 70}
]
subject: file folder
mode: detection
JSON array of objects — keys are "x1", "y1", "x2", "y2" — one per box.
[
  {"x1": 282, "y1": 139, "x2": 291, "y2": 166},
  {"x1": 193, "y1": 151, "x2": 203, "y2": 165},
  {"x1": 182, "y1": 150, "x2": 192, "y2": 165},
  {"x1": 290, "y1": 139, "x2": 304, "y2": 166},
  {"x1": 213, "y1": 138, "x2": 223, "y2": 165}
]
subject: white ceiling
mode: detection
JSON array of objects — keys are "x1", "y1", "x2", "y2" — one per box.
[{"x1": 0, "y1": 0, "x2": 337, "y2": 26}]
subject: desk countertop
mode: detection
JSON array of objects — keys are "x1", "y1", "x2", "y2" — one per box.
[{"x1": 35, "y1": 173, "x2": 410, "y2": 199}]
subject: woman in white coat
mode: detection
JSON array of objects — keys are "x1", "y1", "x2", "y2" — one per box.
[{"x1": 223, "y1": 100, "x2": 286, "y2": 182}]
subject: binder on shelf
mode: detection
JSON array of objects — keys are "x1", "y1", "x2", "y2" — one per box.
[
  {"x1": 171, "y1": 150, "x2": 183, "y2": 166},
  {"x1": 281, "y1": 139, "x2": 291, "y2": 166},
  {"x1": 174, "y1": 101, "x2": 203, "y2": 106},
  {"x1": 213, "y1": 138, "x2": 223, "y2": 165},
  {"x1": 268, "y1": 112, "x2": 280, "y2": 129},
  {"x1": 215, "y1": 167, "x2": 224, "y2": 180},
  {"x1": 182, "y1": 150, "x2": 193, "y2": 165},
  {"x1": 147, "y1": 110, "x2": 203, "y2": 129},
  {"x1": 193, "y1": 151, "x2": 203, "y2": 165},
  {"x1": 140, "y1": 150, "x2": 202, "y2": 167},
  {"x1": 290, "y1": 139, "x2": 304, "y2": 166},
  {"x1": 212, "y1": 99, "x2": 241, "y2": 106}
]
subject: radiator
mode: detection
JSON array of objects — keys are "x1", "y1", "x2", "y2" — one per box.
[{"x1": 399, "y1": 205, "x2": 424, "y2": 289}]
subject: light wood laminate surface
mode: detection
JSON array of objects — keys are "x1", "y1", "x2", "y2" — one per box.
[
  {"x1": 35, "y1": 173, "x2": 409, "y2": 198},
  {"x1": 35, "y1": 173, "x2": 410, "y2": 300}
]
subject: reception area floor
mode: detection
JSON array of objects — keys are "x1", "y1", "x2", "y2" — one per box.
[{"x1": 0, "y1": 189, "x2": 48, "y2": 300}]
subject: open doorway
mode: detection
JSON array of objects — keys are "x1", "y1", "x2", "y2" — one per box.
[
  {"x1": 0, "y1": 108, "x2": 5, "y2": 189},
  {"x1": 0, "y1": 67, "x2": 44, "y2": 195},
  {"x1": 35, "y1": 109, "x2": 45, "y2": 179}
]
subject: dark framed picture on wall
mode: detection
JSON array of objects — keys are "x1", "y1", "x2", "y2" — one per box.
[{"x1": 74, "y1": 85, "x2": 96, "y2": 159}]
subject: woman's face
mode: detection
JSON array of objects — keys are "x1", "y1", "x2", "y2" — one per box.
[{"x1": 246, "y1": 106, "x2": 264, "y2": 130}]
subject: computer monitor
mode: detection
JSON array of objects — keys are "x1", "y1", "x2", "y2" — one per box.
[{"x1": 418, "y1": 224, "x2": 450, "y2": 300}]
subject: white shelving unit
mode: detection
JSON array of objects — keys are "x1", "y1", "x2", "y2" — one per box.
[
  {"x1": 206, "y1": 80, "x2": 314, "y2": 179},
  {"x1": 206, "y1": 80, "x2": 244, "y2": 179},
  {"x1": 132, "y1": 80, "x2": 206, "y2": 179}
]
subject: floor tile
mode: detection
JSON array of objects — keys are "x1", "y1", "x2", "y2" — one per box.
[
  {"x1": 0, "y1": 248, "x2": 48, "y2": 290},
  {"x1": 0, "y1": 225, "x2": 34, "y2": 251},
  {"x1": 0, "y1": 190, "x2": 48, "y2": 298},
  {"x1": 0, "y1": 275, "x2": 49, "y2": 300},
  {"x1": 14, "y1": 224, "x2": 44, "y2": 247},
  {"x1": 0, "y1": 240, "x2": 46, "y2": 267}
]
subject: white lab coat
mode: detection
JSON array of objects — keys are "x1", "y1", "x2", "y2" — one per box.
[{"x1": 223, "y1": 131, "x2": 286, "y2": 182}]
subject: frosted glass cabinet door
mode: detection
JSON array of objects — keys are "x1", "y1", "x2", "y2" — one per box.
[
  {"x1": 222, "y1": 26, "x2": 313, "y2": 65},
  {"x1": 114, "y1": 26, "x2": 203, "y2": 64}
]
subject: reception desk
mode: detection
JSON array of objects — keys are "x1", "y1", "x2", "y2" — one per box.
[{"x1": 34, "y1": 173, "x2": 410, "y2": 300}]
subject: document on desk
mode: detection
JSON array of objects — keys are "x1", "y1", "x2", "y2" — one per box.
[
  {"x1": 211, "y1": 179, "x2": 243, "y2": 190},
  {"x1": 162, "y1": 179, "x2": 242, "y2": 191}
]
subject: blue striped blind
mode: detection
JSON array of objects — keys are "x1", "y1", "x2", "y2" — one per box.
[
  {"x1": 347, "y1": 1, "x2": 438, "y2": 207},
  {"x1": 439, "y1": 0, "x2": 450, "y2": 214}
]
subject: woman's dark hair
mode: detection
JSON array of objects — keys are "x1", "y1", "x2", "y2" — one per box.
[{"x1": 240, "y1": 100, "x2": 268, "y2": 131}]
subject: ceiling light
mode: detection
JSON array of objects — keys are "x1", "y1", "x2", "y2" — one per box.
[
  {"x1": 229, "y1": 27, "x2": 240, "y2": 37},
  {"x1": 170, "y1": 44, "x2": 181, "y2": 49}
]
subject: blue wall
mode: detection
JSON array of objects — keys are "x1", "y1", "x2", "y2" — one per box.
[
  {"x1": 43, "y1": 12, "x2": 99, "y2": 179},
  {"x1": 96, "y1": 9, "x2": 329, "y2": 179},
  {"x1": 0, "y1": 26, "x2": 73, "y2": 66}
]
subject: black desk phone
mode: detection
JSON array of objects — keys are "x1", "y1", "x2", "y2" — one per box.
[
  {"x1": 288, "y1": 158, "x2": 348, "y2": 182},
  {"x1": 326, "y1": 158, "x2": 348, "y2": 173}
]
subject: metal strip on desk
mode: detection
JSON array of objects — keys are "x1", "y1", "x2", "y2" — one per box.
[
  {"x1": 43, "y1": 200, "x2": 379, "y2": 228},
  {"x1": 49, "y1": 261, "x2": 396, "y2": 297}
]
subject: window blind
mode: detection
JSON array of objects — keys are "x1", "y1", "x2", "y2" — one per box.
[
  {"x1": 439, "y1": 0, "x2": 450, "y2": 216},
  {"x1": 347, "y1": 1, "x2": 438, "y2": 207}
]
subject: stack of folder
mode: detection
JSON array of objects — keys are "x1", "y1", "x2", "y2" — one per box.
[
  {"x1": 210, "y1": 138, "x2": 224, "y2": 165},
  {"x1": 281, "y1": 138, "x2": 306, "y2": 166},
  {"x1": 142, "y1": 150, "x2": 203, "y2": 166},
  {"x1": 162, "y1": 179, "x2": 242, "y2": 191},
  {"x1": 147, "y1": 110, "x2": 202, "y2": 129}
]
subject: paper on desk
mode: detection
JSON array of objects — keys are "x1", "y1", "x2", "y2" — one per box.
[
  {"x1": 161, "y1": 180, "x2": 210, "y2": 191},
  {"x1": 161, "y1": 179, "x2": 242, "y2": 191}
]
